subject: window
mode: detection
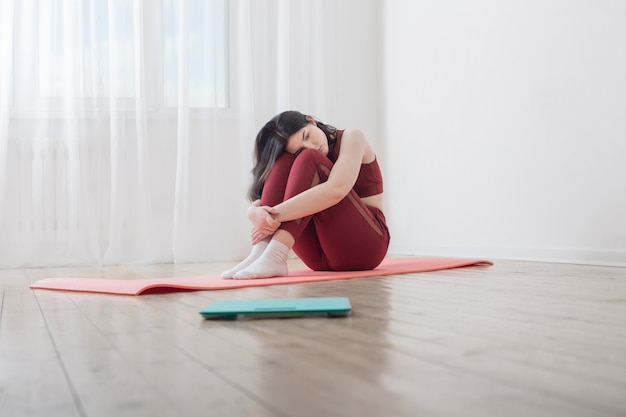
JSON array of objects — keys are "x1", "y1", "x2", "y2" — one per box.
[
  {"x1": 0, "y1": 0, "x2": 14, "y2": 106},
  {"x1": 38, "y1": 0, "x2": 136, "y2": 98},
  {"x1": 8, "y1": 0, "x2": 229, "y2": 110},
  {"x1": 163, "y1": 0, "x2": 228, "y2": 108}
]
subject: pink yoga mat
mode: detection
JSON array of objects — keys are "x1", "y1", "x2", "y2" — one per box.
[{"x1": 29, "y1": 257, "x2": 493, "y2": 296}]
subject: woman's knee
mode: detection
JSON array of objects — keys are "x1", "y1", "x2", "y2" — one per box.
[
  {"x1": 293, "y1": 149, "x2": 332, "y2": 171},
  {"x1": 297, "y1": 148, "x2": 327, "y2": 160},
  {"x1": 273, "y1": 152, "x2": 297, "y2": 169}
]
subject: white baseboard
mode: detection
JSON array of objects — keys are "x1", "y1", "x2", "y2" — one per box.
[{"x1": 388, "y1": 243, "x2": 626, "y2": 268}]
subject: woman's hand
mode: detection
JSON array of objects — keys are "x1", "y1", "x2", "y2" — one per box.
[{"x1": 247, "y1": 201, "x2": 281, "y2": 244}]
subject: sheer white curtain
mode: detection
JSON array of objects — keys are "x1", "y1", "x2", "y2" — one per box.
[{"x1": 0, "y1": 0, "x2": 330, "y2": 268}]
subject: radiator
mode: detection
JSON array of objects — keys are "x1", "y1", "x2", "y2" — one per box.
[{"x1": 11, "y1": 138, "x2": 72, "y2": 242}]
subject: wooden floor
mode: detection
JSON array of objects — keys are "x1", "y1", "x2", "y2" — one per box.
[{"x1": 1, "y1": 257, "x2": 625, "y2": 417}]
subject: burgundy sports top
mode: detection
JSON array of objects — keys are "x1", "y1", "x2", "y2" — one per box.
[{"x1": 328, "y1": 130, "x2": 383, "y2": 198}]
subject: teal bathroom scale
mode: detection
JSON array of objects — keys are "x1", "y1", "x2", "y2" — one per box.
[{"x1": 199, "y1": 297, "x2": 352, "y2": 319}]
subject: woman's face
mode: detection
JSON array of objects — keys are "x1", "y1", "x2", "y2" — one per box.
[{"x1": 285, "y1": 122, "x2": 329, "y2": 156}]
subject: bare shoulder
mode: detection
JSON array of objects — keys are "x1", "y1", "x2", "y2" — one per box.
[
  {"x1": 340, "y1": 128, "x2": 375, "y2": 163},
  {"x1": 341, "y1": 128, "x2": 367, "y2": 143}
]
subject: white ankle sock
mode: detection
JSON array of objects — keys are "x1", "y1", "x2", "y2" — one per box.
[
  {"x1": 233, "y1": 240, "x2": 290, "y2": 279},
  {"x1": 221, "y1": 240, "x2": 269, "y2": 279}
]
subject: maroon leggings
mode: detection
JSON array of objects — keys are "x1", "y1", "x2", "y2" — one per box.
[{"x1": 261, "y1": 149, "x2": 390, "y2": 271}]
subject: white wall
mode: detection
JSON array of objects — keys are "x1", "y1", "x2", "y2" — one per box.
[
  {"x1": 247, "y1": 0, "x2": 381, "y2": 146},
  {"x1": 382, "y1": 0, "x2": 626, "y2": 266},
  {"x1": 325, "y1": 0, "x2": 382, "y2": 145}
]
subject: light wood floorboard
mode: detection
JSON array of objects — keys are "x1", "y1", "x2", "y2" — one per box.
[{"x1": 1, "y1": 258, "x2": 625, "y2": 417}]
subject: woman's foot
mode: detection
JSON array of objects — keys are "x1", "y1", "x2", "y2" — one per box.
[
  {"x1": 233, "y1": 240, "x2": 289, "y2": 279},
  {"x1": 221, "y1": 240, "x2": 269, "y2": 279}
]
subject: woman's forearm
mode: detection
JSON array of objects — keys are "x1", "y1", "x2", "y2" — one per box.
[{"x1": 272, "y1": 182, "x2": 346, "y2": 222}]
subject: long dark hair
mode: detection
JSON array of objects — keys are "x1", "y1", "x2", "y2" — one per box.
[{"x1": 248, "y1": 110, "x2": 337, "y2": 201}]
